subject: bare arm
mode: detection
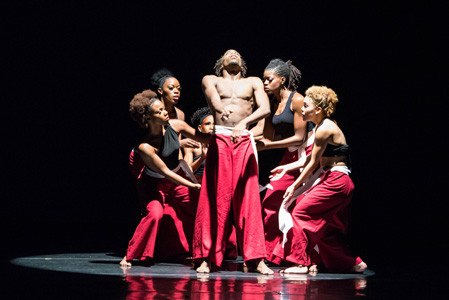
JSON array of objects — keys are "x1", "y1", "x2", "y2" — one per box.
[
  {"x1": 283, "y1": 127, "x2": 330, "y2": 200},
  {"x1": 251, "y1": 115, "x2": 275, "y2": 142},
  {"x1": 236, "y1": 77, "x2": 270, "y2": 128},
  {"x1": 183, "y1": 147, "x2": 195, "y2": 169},
  {"x1": 250, "y1": 118, "x2": 265, "y2": 140},
  {"x1": 170, "y1": 119, "x2": 211, "y2": 144},
  {"x1": 202, "y1": 75, "x2": 225, "y2": 115},
  {"x1": 183, "y1": 146, "x2": 206, "y2": 173},
  {"x1": 137, "y1": 143, "x2": 200, "y2": 190}
]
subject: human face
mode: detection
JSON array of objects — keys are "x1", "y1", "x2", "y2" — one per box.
[
  {"x1": 263, "y1": 70, "x2": 285, "y2": 94},
  {"x1": 150, "y1": 100, "x2": 169, "y2": 124},
  {"x1": 199, "y1": 115, "x2": 214, "y2": 133},
  {"x1": 302, "y1": 96, "x2": 319, "y2": 122},
  {"x1": 222, "y1": 49, "x2": 242, "y2": 68},
  {"x1": 159, "y1": 77, "x2": 181, "y2": 106}
]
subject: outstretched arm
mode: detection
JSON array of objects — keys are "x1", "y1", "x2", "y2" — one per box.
[
  {"x1": 283, "y1": 127, "x2": 330, "y2": 200},
  {"x1": 138, "y1": 143, "x2": 200, "y2": 190},
  {"x1": 170, "y1": 119, "x2": 211, "y2": 144}
]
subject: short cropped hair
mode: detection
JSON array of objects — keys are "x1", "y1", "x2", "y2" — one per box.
[{"x1": 190, "y1": 107, "x2": 212, "y2": 128}]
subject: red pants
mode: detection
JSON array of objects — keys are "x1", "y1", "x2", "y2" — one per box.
[
  {"x1": 262, "y1": 146, "x2": 313, "y2": 264},
  {"x1": 192, "y1": 133, "x2": 266, "y2": 267},
  {"x1": 126, "y1": 151, "x2": 198, "y2": 261},
  {"x1": 194, "y1": 174, "x2": 238, "y2": 260},
  {"x1": 272, "y1": 170, "x2": 362, "y2": 270}
]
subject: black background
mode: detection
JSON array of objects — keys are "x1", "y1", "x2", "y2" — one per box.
[{"x1": 3, "y1": 0, "x2": 447, "y2": 283}]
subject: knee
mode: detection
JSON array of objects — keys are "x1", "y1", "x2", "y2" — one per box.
[{"x1": 145, "y1": 201, "x2": 164, "y2": 221}]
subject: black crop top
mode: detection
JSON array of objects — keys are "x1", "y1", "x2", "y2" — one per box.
[
  {"x1": 322, "y1": 144, "x2": 350, "y2": 157},
  {"x1": 272, "y1": 92, "x2": 295, "y2": 139}
]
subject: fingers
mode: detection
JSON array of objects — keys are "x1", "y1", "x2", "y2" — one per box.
[
  {"x1": 283, "y1": 188, "x2": 293, "y2": 200},
  {"x1": 230, "y1": 129, "x2": 243, "y2": 143},
  {"x1": 221, "y1": 107, "x2": 233, "y2": 121},
  {"x1": 270, "y1": 167, "x2": 280, "y2": 173},
  {"x1": 188, "y1": 140, "x2": 200, "y2": 148}
]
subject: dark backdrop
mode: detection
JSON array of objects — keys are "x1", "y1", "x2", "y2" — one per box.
[{"x1": 3, "y1": 1, "x2": 447, "y2": 274}]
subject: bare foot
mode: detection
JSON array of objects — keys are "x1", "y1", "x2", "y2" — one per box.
[
  {"x1": 308, "y1": 264, "x2": 318, "y2": 273},
  {"x1": 256, "y1": 260, "x2": 274, "y2": 275},
  {"x1": 352, "y1": 261, "x2": 368, "y2": 273},
  {"x1": 242, "y1": 261, "x2": 248, "y2": 273},
  {"x1": 120, "y1": 256, "x2": 132, "y2": 268},
  {"x1": 280, "y1": 264, "x2": 308, "y2": 274},
  {"x1": 196, "y1": 260, "x2": 210, "y2": 273}
]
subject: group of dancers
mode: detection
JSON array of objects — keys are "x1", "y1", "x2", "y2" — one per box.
[{"x1": 120, "y1": 49, "x2": 367, "y2": 275}]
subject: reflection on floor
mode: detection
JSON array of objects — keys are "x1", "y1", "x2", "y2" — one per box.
[{"x1": 10, "y1": 253, "x2": 372, "y2": 299}]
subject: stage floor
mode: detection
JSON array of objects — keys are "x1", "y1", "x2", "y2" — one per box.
[{"x1": 9, "y1": 252, "x2": 373, "y2": 299}]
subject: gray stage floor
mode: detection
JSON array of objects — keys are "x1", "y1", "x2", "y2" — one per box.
[{"x1": 10, "y1": 252, "x2": 374, "y2": 298}]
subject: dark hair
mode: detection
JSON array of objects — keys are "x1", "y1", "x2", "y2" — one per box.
[
  {"x1": 129, "y1": 89, "x2": 159, "y2": 128},
  {"x1": 264, "y1": 58, "x2": 302, "y2": 91},
  {"x1": 150, "y1": 68, "x2": 175, "y2": 91},
  {"x1": 190, "y1": 107, "x2": 212, "y2": 128},
  {"x1": 214, "y1": 54, "x2": 247, "y2": 77}
]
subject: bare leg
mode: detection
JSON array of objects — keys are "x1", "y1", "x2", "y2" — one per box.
[
  {"x1": 280, "y1": 264, "x2": 309, "y2": 274},
  {"x1": 352, "y1": 261, "x2": 368, "y2": 273},
  {"x1": 196, "y1": 260, "x2": 210, "y2": 273},
  {"x1": 120, "y1": 256, "x2": 132, "y2": 267}
]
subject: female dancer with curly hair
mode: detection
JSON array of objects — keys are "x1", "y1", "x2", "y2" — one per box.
[
  {"x1": 120, "y1": 92, "x2": 210, "y2": 267},
  {"x1": 272, "y1": 85, "x2": 367, "y2": 274}
]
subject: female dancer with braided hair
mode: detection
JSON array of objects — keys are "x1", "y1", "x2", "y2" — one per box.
[
  {"x1": 120, "y1": 93, "x2": 210, "y2": 267},
  {"x1": 252, "y1": 59, "x2": 315, "y2": 266},
  {"x1": 273, "y1": 86, "x2": 367, "y2": 274}
]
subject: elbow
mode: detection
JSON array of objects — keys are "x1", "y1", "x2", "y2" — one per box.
[
  {"x1": 261, "y1": 106, "x2": 270, "y2": 119},
  {"x1": 295, "y1": 133, "x2": 305, "y2": 143}
]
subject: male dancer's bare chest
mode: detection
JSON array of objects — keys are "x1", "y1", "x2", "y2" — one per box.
[{"x1": 216, "y1": 80, "x2": 253, "y2": 101}]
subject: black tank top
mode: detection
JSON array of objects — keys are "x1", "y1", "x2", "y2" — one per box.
[
  {"x1": 193, "y1": 154, "x2": 205, "y2": 176},
  {"x1": 271, "y1": 92, "x2": 295, "y2": 139},
  {"x1": 158, "y1": 124, "x2": 180, "y2": 170}
]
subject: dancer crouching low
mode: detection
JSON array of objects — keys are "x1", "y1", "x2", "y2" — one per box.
[
  {"x1": 271, "y1": 85, "x2": 367, "y2": 274},
  {"x1": 120, "y1": 92, "x2": 210, "y2": 268}
]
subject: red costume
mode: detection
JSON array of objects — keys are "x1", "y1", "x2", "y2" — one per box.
[
  {"x1": 262, "y1": 145, "x2": 313, "y2": 265},
  {"x1": 272, "y1": 169, "x2": 362, "y2": 271},
  {"x1": 192, "y1": 126, "x2": 266, "y2": 267},
  {"x1": 126, "y1": 149, "x2": 198, "y2": 261}
]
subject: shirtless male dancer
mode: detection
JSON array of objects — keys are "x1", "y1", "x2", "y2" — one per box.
[{"x1": 192, "y1": 49, "x2": 273, "y2": 275}]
